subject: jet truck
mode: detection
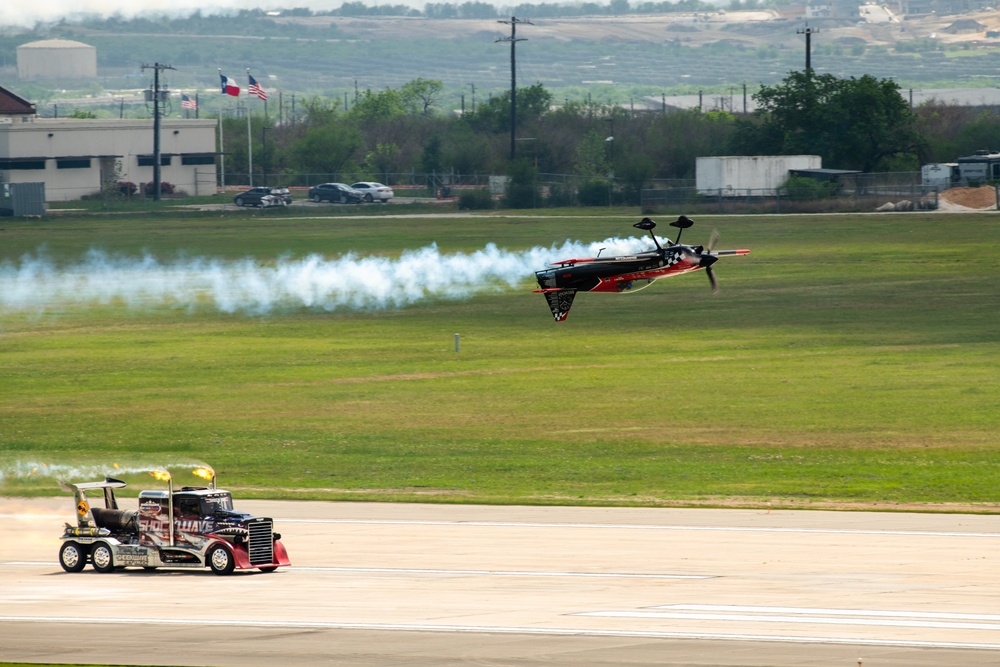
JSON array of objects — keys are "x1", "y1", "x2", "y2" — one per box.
[{"x1": 57, "y1": 466, "x2": 290, "y2": 575}]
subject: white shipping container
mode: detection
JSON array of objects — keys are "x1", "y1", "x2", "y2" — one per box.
[
  {"x1": 696, "y1": 155, "x2": 821, "y2": 196},
  {"x1": 920, "y1": 163, "x2": 959, "y2": 190}
]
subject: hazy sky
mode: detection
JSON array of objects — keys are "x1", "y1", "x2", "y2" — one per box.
[{"x1": 2, "y1": 1, "x2": 431, "y2": 31}]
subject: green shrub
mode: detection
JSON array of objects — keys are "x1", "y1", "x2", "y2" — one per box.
[
  {"x1": 457, "y1": 189, "x2": 495, "y2": 210},
  {"x1": 782, "y1": 175, "x2": 839, "y2": 200},
  {"x1": 545, "y1": 184, "x2": 576, "y2": 207},
  {"x1": 577, "y1": 178, "x2": 612, "y2": 206}
]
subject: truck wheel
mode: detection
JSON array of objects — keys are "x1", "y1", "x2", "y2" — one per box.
[
  {"x1": 91, "y1": 543, "x2": 115, "y2": 573},
  {"x1": 59, "y1": 542, "x2": 87, "y2": 573},
  {"x1": 208, "y1": 544, "x2": 235, "y2": 576}
]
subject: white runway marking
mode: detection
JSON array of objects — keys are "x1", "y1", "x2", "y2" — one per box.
[
  {"x1": 578, "y1": 604, "x2": 1000, "y2": 631},
  {"x1": 0, "y1": 561, "x2": 711, "y2": 579},
  {"x1": 292, "y1": 566, "x2": 712, "y2": 579},
  {"x1": 4, "y1": 615, "x2": 1000, "y2": 651},
  {"x1": 659, "y1": 604, "x2": 1000, "y2": 622},
  {"x1": 4, "y1": 513, "x2": 999, "y2": 539},
  {"x1": 282, "y1": 518, "x2": 1000, "y2": 538}
]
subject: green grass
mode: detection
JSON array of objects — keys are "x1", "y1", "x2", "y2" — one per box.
[{"x1": 1, "y1": 210, "x2": 998, "y2": 510}]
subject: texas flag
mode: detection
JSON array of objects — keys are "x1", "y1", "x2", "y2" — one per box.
[{"x1": 219, "y1": 72, "x2": 240, "y2": 97}]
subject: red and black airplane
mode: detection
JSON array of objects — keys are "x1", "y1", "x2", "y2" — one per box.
[{"x1": 533, "y1": 216, "x2": 749, "y2": 322}]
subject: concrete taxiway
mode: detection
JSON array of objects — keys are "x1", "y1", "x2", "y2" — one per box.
[{"x1": 2, "y1": 498, "x2": 999, "y2": 666}]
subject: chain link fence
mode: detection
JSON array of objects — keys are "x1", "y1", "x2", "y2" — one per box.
[
  {"x1": 641, "y1": 172, "x2": 946, "y2": 214},
  {"x1": 210, "y1": 170, "x2": 982, "y2": 212}
]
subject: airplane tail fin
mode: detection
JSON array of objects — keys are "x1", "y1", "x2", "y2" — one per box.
[{"x1": 535, "y1": 289, "x2": 577, "y2": 322}]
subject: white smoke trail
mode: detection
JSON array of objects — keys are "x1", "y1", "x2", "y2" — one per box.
[
  {"x1": 0, "y1": 236, "x2": 662, "y2": 315},
  {"x1": 0, "y1": 460, "x2": 211, "y2": 485}
]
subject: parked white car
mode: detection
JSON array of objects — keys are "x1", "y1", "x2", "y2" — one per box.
[{"x1": 350, "y1": 182, "x2": 394, "y2": 203}]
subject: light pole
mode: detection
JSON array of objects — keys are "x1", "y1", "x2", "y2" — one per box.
[
  {"x1": 605, "y1": 117, "x2": 615, "y2": 207},
  {"x1": 604, "y1": 117, "x2": 615, "y2": 171}
]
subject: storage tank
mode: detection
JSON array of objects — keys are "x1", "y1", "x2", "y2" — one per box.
[{"x1": 17, "y1": 40, "x2": 97, "y2": 81}]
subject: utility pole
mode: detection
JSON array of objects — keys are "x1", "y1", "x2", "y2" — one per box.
[
  {"x1": 497, "y1": 16, "x2": 532, "y2": 161},
  {"x1": 797, "y1": 24, "x2": 819, "y2": 73},
  {"x1": 141, "y1": 62, "x2": 175, "y2": 201}
]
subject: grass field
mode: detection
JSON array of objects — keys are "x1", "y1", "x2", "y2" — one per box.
[{"x1": 1, "y1": 209, "x2": 998, "y2": 510}]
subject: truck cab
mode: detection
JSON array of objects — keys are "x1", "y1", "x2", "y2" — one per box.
[{"x1": 58, "y1": 467, "x2": 289, "y2": 575}]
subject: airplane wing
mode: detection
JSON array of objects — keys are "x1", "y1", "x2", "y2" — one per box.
[{"x1": 535, "y1": 289, "x2": 577, "y2": 322}]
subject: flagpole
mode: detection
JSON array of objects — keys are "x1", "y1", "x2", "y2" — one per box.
[
  {"x1": 219, "y1": 110, "x2": 225, "y2": 195},
  {"x1": 247, "y1": 69, "x2": 253, "y2": 188},
  {"x1": 218, "y1": 68, "x2": 228, "y2": 193},
  {"x1": 247, "y1": 106, "x2": 253, "y2": 188}
]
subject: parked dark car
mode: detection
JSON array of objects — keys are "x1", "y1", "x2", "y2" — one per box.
[
  {"x1": 308, "y1": 183, "x2": 362, "y2": 204},
  {"x1": 233, "y1": 187, "x2": 292, "y2": 207}
]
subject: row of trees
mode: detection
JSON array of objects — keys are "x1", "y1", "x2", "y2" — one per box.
[
  {"x1": 63, "y1": 0, "x2": 735, "y2": 30},
  {"x1": 220, "y1": 71, "x2": 1000, "y2": 202}
]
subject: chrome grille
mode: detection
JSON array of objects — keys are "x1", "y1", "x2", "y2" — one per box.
[{"x1": 247, "y1": 519, "x2": 274, "y2": 565}]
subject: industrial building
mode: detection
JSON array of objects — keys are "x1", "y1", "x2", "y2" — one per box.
[{"x1": 0, "y1": 84, "x2": 217, "y2": 202}]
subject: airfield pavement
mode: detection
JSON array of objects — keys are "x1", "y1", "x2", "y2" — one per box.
[{"x1": 2, "y1": 498, "x2": 1000, "y2": 666}]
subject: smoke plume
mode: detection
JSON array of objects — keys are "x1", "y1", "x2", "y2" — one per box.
[{"x1": 0, "y1": 237, "x2": 659, "y2": 316}]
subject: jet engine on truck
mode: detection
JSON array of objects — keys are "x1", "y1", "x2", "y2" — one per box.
[{"x1": 57, "y1": 466, "x2": 290, "y2": 575}]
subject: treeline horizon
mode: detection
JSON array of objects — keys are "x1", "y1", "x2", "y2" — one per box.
[{"x1": 34, "y1": 0, "x2": 750, "y2": 34}]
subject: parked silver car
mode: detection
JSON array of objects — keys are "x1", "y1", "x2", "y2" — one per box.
[{"x1": 350, "y1": 181, "x2": 394, "y2": 203}]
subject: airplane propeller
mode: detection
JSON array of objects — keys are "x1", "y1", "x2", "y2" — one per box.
[
  {"x1": 682, "y1": 229, "x2": 722, "y2": 293},
  {"x1": 704, "y1": 229, "x2": 720, "y2": 293},
  {"x1": 702, "y1": 255, "x2": 720, "y2": 293},
  {"x1": 707, "y1": 229, "x2": 719, "y2": 252}
]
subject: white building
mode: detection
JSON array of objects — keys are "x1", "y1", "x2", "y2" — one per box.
[{"x1": 0, "y1": 85, "x2": 217, "y2": 202}]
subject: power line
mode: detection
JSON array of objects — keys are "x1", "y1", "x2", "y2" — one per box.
[
  {"x1": 141, "y1": 62, "x2": 176, "y2": 201},
  {"x1": 797, "y1": 24, "x2": 819, "y2": 73}
]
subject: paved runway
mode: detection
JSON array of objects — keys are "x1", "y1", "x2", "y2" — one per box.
[{"x1": 2, "y1": 498, "x2": 999, "y2": 666}]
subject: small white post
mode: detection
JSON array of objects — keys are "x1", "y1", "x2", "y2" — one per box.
[{"x1": 454, "y1": 333, "x2": 460, "y2": 353}]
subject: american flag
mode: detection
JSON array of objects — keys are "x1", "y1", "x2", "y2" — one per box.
[
  {"x1": 248, "y1": 74, "x2": 268, "y2": 101},
  {"x1": 181, "y1": 94, "x2": 197, "y2": 111}
]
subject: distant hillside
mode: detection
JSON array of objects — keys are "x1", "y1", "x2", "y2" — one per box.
[{"x1": 5, "y1": 8, "x2": 1000, "y2": 113}]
